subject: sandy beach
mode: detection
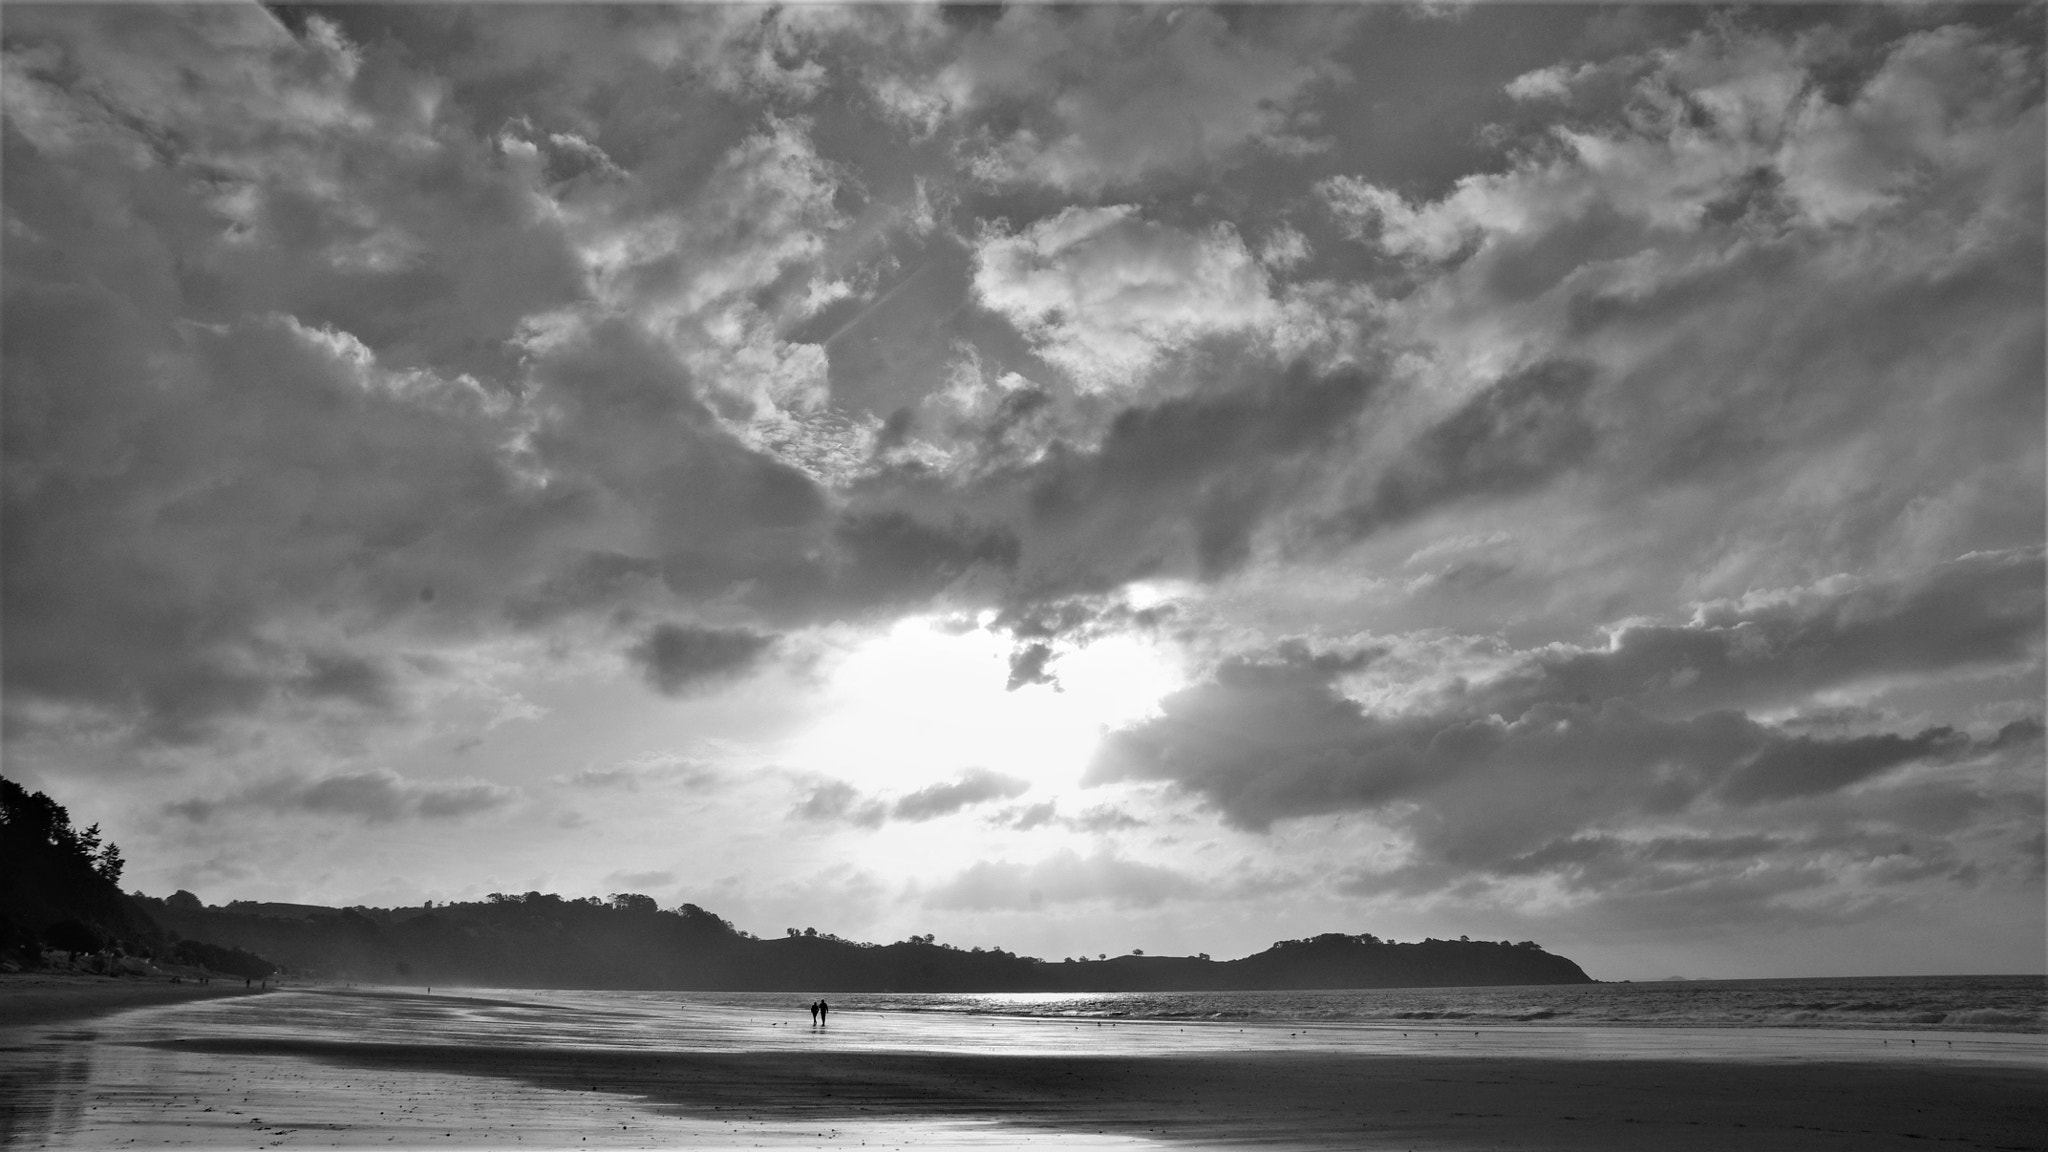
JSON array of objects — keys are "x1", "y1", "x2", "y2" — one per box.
[
  {"x1": 0, "y1": 971, "x2": 269, "y2": 1030},
  {"x1": 2, "y1": 985, "x2": 2042, "y2": 1150}
]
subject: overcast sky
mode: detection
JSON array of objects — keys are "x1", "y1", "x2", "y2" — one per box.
[{"x1": 4, "y1": 2, "x2": 2042, "y2": 980}]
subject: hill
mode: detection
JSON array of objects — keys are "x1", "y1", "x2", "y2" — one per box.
[
  {"x1": 4, "y1": 773, "x2": 1592, "y2": 990},
  {"x1": 139, "y1": 889, "x2": 1593, "y2": 990}
]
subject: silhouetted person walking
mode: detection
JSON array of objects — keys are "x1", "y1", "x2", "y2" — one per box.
[
  {"x1": 818, "y1": 999, "x2": 829, "y2": 1025},
  {"x1": 809, "y1": 1000, "x2": 819, "y2": 1025}
]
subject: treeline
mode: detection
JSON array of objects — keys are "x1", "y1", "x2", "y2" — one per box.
[
  {"x1": 0, "y1": 776, "x2": 158, "y2": 966},
  {"x1": 0, "y1": 777, "x2": 276, "y2": 978},
  {"x1": 142, "y1": 891, "x2": 1593, "y2": 991}
]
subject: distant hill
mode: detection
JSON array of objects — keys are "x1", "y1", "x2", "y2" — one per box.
[
  {"x1": 5, "y1": 772, "x2": 1592, "y2": 990},
  {"x1": 139, "y1": 890, "x2": 1594, "y2": 991}
]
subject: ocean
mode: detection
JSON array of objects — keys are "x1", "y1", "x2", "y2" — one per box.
[
  {"x1": 773, "y1": 973, "x2": 2046, "y2": 1032},
  {"x1": 193, "y1": 974, "x2": 2041, "y2": 1053}
]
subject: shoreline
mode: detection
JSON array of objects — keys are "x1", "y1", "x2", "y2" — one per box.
[
  {"x1": 0, "y1": 971, "x2": 270, "y2": 1030},
  {"x1": 5, "y1": 982, "x2": 2043, "y2": 1150},
  {"x1": 137, "y1": 1034, "x2": 2048, "y2": 1150}
]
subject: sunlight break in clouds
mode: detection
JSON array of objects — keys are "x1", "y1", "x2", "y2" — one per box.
[{"x1": 780, "y1": 617, "x2": 1184, "y2": 796}]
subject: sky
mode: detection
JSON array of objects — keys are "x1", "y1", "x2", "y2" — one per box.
[{"x1": 2, "y1": 2, "x2": 2042, "y2": 982}]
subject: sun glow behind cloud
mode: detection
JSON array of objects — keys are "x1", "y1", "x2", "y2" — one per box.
[{"x1": 779, "y1": 616, "x2": 1184, "y2": 795}]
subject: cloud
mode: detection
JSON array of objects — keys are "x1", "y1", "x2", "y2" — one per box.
[
  {"x1": 1066, "y1": 805, "x2": 1145, "y2": 833},
  {"x1": 1001, "y1": 801, "x2": 1059, "y2": 831},
  {"x1": 1089, "y1": 551, "x2": 2042, "y2": 863},
  {"x1": 554, "y1": 756, "x2": 721, "y2": 792},
  {"x1": 602, "y1": 869, "x2": 677, "y2": 891},
  {"x1": 1014, "y1": 361, "x2": 1380, "y2": 587},
  {"x1": 1289, "y1": 16, "x2": 2043, "y2": 643},
  {"x1": 923, "y1": 849, "x2": 1199, "y2": 910},
  {"x1": 1489, "y1": 548, "x2": 2046, "y2": 719},
  {"x1": 791, "y1": 779, "x2": 887, "y2": 828},
  {"x1": 1322, "y1": 360, "x2": 1598, "y2": 539},
  {"x1": 792, "y1": 768, "x2": 1031, "y2": 827},
  {"x1": 167, "y1": 769, "x2": 519, "y2": 824},
  {"x1": 972, "y1": 206, "x2": 1283, "y2": 389},
  {"x1": 934, "y1": 7, "x2": 1350, "y2": 192},
  {"x1": 1004, "y1": 643, "x2": 1057, "y2": 692},
  {"x1": 892, "y1": 767, "x2": 1031, "y2": 821},
  {"x1": 627, "y1": 623, "x2": 777, "y2": 696},
  {"x1": 831, "y1": 510, "x2": 1021, "y2": 606}
]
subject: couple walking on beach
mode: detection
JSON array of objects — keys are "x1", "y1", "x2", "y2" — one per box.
[{"x1": 808, "y1": 999, "x2": 830, "y2": 1025}]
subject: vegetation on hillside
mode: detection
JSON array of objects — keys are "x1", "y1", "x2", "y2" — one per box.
[{"x1": 144, "y1": 890, "x2": 1593, "y2": 991}]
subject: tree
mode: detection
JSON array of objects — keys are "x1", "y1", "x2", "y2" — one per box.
[
  {"x1": 1, "y1": 778, "x2": 126, "y2": 884},
  {"x1": 44, "y1": 920, "x2": 101, "y2": 960},
  {"x1": 92, "y1": 841, "x2": 124, "y2": 885},
  {"x1": 609, "y1": 893, "x2": 657, "y2": 914}
]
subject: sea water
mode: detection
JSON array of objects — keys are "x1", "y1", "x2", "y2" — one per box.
[
  {"x1": 179, "y1": 974, "x2": 2043, "y2": 1049},
  {"x1": 766, "y1": 973, "x2": 2046, "y2": 1032}
]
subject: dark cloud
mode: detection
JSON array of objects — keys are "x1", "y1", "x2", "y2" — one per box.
[
  {"x1": 832, "y1": 510, "x2": 1021, "y2": 603},
  {"x1": 1013, "y1": 361, "x2": 1378, "y2": 588},
  {"x1": 1324, "y1": 360, "x2": 1598, "y2": 541},
  {"x1": 892, "y1": 767, "x2": 1031, "y2": 821},
  {"x1": 1094, "y1": 651, "x2": 2009, "y2": 836},
  {"x1": 1002, "y1": 801, "x2": 1059, "y2": 830},
  {"x1": 1718, "y1": 728, "x2": 1971, "y2": 806},
  {"x1": 792, "y1": 768, "x2": 1032, "y2": 827},
  {"x1": 291, "y1": 651, "x2": 398, "y2": 711},
  {"x1": 1090, "y1": 557, "x2": 2041, "y2": 878},
  {"x1": 1493, "y1": 548, "x2": 2046, "y2": 719},
  {"x1": 1066, "y1": 804, "x2": 1145, "y2": 833},
  {"x1": 1004, "y1": 643, "x2": 1057, "y2": 691},
  {"x1": 167, "y1": 769, "x2": 517, "y2": 824},
  {"x1": 1343, "y1": 824, "x2": 1998, "y2": 934},
  {"x1": 627, "y1": 623, "x2": 777, "y2": 696},
  {"x1": 556, "y1": 759, "x2": 721, "y2": 792},
  {"x1": 791, "y1": 780, "x2": 887, "y2": 828}
]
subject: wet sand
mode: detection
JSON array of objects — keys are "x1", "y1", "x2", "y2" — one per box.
[{"x1": 3, "y1": 987, "x2": 2042, "y2": 1150}]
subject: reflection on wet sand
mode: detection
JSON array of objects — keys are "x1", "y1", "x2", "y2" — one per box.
[{"x1": 1, "y1": 988, "x2": 2042, "y2": 1150}]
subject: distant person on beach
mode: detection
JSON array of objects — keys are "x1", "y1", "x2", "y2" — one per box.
[
  {"x1": 809, "y1": 1001, "x2": 819, "y2": 1025},
  {"x1": 819, "y1": 999, "x2": 829, "y2": 1024}
]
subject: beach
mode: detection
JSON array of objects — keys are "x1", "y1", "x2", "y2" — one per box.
[
  {"x1": 2, "y1": 984, "x2": 2043, "y2": 1150},
  {"x1": 0, "y1": 971, "x2": 269, "y2": 1030}
]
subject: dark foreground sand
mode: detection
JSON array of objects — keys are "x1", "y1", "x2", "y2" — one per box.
[
  {"x1": 144, "y1": 1034, "x2": 2047, "y2": 1151},
  {"x1": 0, "y1": 971, "x2": 267, "y2": 1029}
]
